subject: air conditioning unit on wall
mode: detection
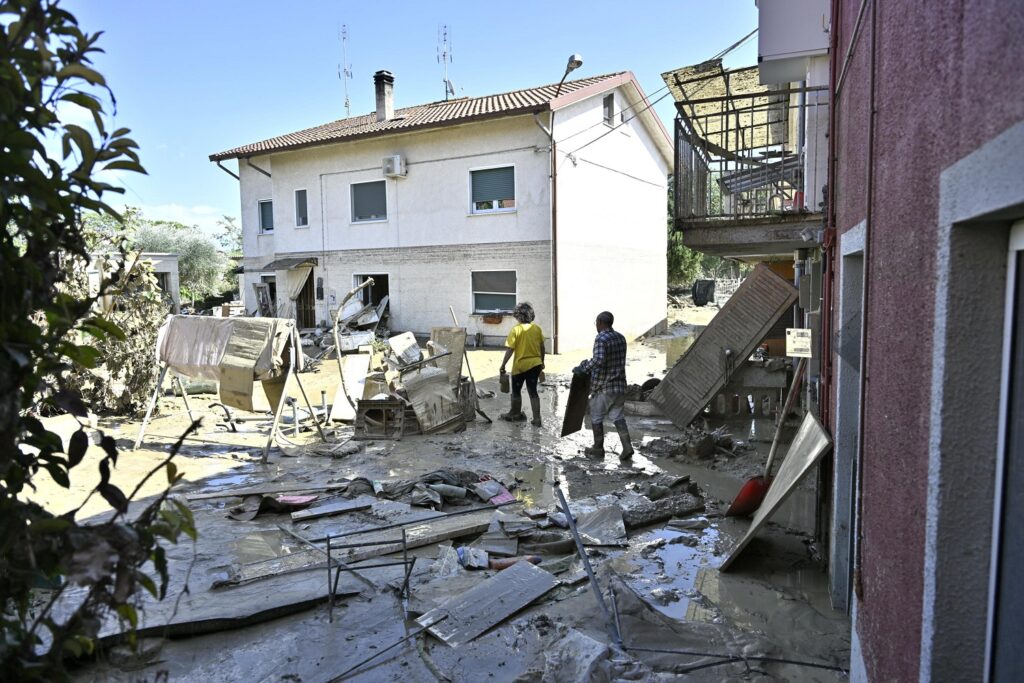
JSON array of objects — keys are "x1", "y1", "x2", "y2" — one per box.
[{"x1": 382, "y1": 154, "x2": 406, "y2": 178}]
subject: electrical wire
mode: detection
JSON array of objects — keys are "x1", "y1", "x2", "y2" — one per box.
[
  {"x1": 559, "y1": 26, "x2": 758, "y2": 158},
  {"x1": 624, "y1": 646, "x2": 848, "y2": 675}
]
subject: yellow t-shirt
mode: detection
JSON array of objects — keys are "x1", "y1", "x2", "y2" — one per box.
[{"x1": 505, "y1": 323, "x2": 545, "y2": 375}]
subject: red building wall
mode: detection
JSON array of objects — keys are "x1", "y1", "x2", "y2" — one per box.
[{"x1": 831, "y1": 1, "x2": 1024, "y2": 680}]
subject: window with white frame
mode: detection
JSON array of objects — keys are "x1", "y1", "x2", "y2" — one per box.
[
  {"x1": 470, "y1": 166, "x2": 515, "y2": 213},
  {"x1": 258, "y1": 199, "x2": 274, "y2": 233},
  {"x1": 351, "y1": 180, "x2": 387, "y2": 222},
  {"x1": 603, "y1": 94, "x2": 614, "y2": 126},
  {"x1": 295, "y1": 189, "x2": 308, "y2": 227},
  {"x1": 472, "y1": 270, "x2": 516, "y2": 313}
]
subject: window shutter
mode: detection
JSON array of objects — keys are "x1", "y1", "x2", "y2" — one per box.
[
  {"x1": 353, "y1": 181, "x2": 387, "y2": 220},
  {"x1": 471, "y1": 167, "x2": 515, "y2": 203},
  {"x1": 472, "y1": 271, "x2": 516, "y2": 293},
  {"x1": 259, "y1": 201, "x2": 274, "y2": 229}
]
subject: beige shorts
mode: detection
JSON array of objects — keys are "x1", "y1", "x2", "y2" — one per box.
[{"x1": 589, "y1": 392, "x2": 624, "y2": 425}]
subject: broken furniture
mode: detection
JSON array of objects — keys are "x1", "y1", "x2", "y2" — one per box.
[
  {"x1": 134, "y1": 315, "x2": 326, "y2": 461},
  {"x1": 649, "y1": 263, "x2": 799, "y2": 429},
  {"x1": 353, "y1": 399, "x2": 406, "y2": 440}
]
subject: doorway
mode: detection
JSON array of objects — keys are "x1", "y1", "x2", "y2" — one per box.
[
  {"x1": 296, "y1": 271, "x2": 316, "y2": 329},
  {"x1": 354, "y1": 274, "x2": 389, "y2": 306},
  {"x1": 988, "y1": 219, "x2": 1024, "y2": 680}
]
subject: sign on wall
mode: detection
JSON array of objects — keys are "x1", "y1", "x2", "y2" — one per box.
[{"x1": 786, "y1": 328, "x2": 813, "y2": 358}]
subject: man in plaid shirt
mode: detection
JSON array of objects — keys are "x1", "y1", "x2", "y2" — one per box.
[{"x1": 574, "y1": 311, "x2": 633, "y2": 459}]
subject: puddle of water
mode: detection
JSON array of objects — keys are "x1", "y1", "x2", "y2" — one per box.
[
  {"x1": 231, "y1": 530, "x2": 302, "y2": 565},
  {"x1": 622, "y1": 525, "x2": 721, "y2": 622},
  {"x1": 200, "y1": 469, "x2": 257, "y2": 490},
  {"x1": 645, "y1": 329, "x2": 701, "y2": 369}
]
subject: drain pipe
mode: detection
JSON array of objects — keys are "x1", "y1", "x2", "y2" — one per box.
[{"x1": 535, "y1": 111, "x2": 559, "y2": 354}]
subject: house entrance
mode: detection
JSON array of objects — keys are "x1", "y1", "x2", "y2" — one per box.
[
  {"x1": 354, "y1": 274, "x2": 389, "y2": 306},
  {"x1": 296, "y1": 271, "x2": 316, "y2": 329}
]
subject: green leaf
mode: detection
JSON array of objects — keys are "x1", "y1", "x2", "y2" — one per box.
[
  {"x1": 68, "y1": 428, "x2": 89, "y2": 467},
  {"x1": 166, "y1": 461, "x2": 177, "y2": 484},
  {"x1": 116, "y1": 603, "x2": 138, "y2": 629},
  {"x1": 56, "y1": 63, "x2": 108, "y2": 87},
  {"x1": 101, "y1": 159, "x2": 146, "y2": 174},
  {"x1": 99, "y1": 482, "x2": 128, "y2": 512},
  {"x1": 61, "y1": 91, "x2": 101, "y2": 111},
  {"x1": 84, "y1": 314, "x2": 126, "y2": 341},
  {"x1": 44, "y1": 463, "x2": 70, "y2": 488}
]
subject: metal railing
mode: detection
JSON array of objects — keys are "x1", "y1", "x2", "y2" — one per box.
[{"x1": 673, "y1": 86, "x2": 827, "y2": 225}]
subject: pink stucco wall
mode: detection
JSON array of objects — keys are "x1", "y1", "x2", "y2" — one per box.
[{"x1": 831, "y1": 1, "x2": 1024, "y2": 680}]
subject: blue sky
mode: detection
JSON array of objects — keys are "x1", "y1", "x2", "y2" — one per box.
[{"x1": 66, "y1": 0, "x2": 758, "y2": 234}]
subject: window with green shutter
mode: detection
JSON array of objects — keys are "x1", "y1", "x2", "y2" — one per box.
[
  {"x1": 470, "y1": 166, "x2": 515, "y2": 213},
  {"x1": 352, "y1": 180, "x2": 387, "y2": 222},
  {"x1": 258, "y1": 199, "x2": 274, "y2": 233},
  {"x1": 472, "y1": 270, "x2": 516, "y2": 312}
]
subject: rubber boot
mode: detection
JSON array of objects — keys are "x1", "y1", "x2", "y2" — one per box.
[
  {"x1": 500, "y1": 395, "x2": 526, "y2": 422},
  {"x1": 529, "y1": 394, "x2": 542, "y2": 427},
  {"x1": 584, "y1": 423, "x2": 605, "y2": 456},
  {"x1": 615, "y1": 419, "x2": 634, "y2": 460}
]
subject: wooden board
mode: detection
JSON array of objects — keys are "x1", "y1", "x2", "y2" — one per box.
[
  {"x1": 561, "y1": 372, "x2": 591, "y2": 437},
  {"x1": 416, "y1": 560, "x2": 557, "y2": 647},
  {"x1": 186, "y1": 482, "x2": 346, "y2": 501},
  {"x1": 430, "y1": 327, "x2": 467, "y2": 387},
  {"x1": 290, "y1": 495, "x2": 374, "y2": 522},
  {"x1": 226, "y1": 510, "x2": 493, "y2": 585},
  {"x1": 720, "y1": 412, "x2": 833, "y2": 571},
  {"x1": 649, "y1": 264, "x2": 798, "y2": 430}
]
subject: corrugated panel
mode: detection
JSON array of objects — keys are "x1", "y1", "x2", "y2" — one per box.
[{"x1": 649, "y1": 264, "x2": 798, "y2": 429}]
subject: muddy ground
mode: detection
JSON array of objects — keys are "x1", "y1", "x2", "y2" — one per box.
[{"x1": 33, "y1": 298, "x2": 850, "y2": 682}]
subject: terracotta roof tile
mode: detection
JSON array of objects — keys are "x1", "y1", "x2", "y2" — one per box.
[{"x1": 210, "y1": 72, "x2": 628, "y2": 161}]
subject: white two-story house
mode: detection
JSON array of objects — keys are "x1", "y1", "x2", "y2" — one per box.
[{"x1": 209, "y1": 70, "x2": 672, "y2": 352}]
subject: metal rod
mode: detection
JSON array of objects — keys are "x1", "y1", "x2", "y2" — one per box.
[
  {"x1": 401, "y1": 529, "x2": 409, "y2": 598},
  {"x1": 326, "y1": 534, "x2": 333, "y2": 623},
  {"x1": 175, "y1": 374, "x2": 196, "y2": 424},
  {"x1": 294, "y1": 372, "x2": 328, "y2": 442},
  {"x1": 306, "y1": 502, "x2": 510, "y2": 544},
  {"x1": 610, "y1": 584, "x2": 623, "y2": 644},
  {"x1": 553, "y1": 484, "x2": 622, "y2": 647},
  {"x1": 321, "y1": 390, "x2": 329, "y2": 418},
  {"x1": 134, "y1": 364, "x2": 168, "y2": 450},
  {"x1": 328, "y1": 614, "x2": 448, "y2": 682},
  {"x1": 292, "y1": 401, "x2": 299, "y2": 436},
  {"x1": 275, "y1": 524, "x2": 374, "y2": 589}
]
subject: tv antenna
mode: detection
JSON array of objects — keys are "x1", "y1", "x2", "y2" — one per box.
[
  {"x1": 338, "y1": 24, "x2": 353, "y2": 117},
  {"x1": 437, "y1": 24, "x2": 455, "y2": 100}
]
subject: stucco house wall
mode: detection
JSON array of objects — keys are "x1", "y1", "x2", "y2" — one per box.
[
  {"x1": 828, "y1": 1, "x2": 1024, "y2": 680},
  {"x1": 554, "y1": 86, "x2": 669, "y2": 352},
  {"x1": 230, "y1": 78, "x2": 670, "y2": 353}
]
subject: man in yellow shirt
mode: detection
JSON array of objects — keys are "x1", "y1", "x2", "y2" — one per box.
[{"x1": 499, "y1": 302, "x2": 545, "y2": 426}]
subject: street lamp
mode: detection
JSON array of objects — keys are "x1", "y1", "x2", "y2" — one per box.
[{"x1": 554, "y1": 54, "x2": 583, "y2": 97}]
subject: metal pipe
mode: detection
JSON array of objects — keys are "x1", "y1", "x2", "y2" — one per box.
[
  {"x1": 215, "y1": 160, "x2": 240, "y2": 180},
  {"x1": 549, "y1": 108, "x2": 560, "y2": 355},
  {"x1": 553, "y1": 484, "x2": 621, "y2": 647}
]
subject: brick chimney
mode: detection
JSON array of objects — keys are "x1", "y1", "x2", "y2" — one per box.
[{"x1": 374, "y1": 70, "x2": 394, "y2": 122}]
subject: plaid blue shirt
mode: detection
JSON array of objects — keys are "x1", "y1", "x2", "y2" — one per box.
[{"x1": 579, "y1": 328, "x2": 627, "y2": 395}]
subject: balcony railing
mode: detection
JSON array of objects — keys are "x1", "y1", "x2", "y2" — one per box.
[{"x1": 665, "y1": 61, "x2": 827, "y2": 227}]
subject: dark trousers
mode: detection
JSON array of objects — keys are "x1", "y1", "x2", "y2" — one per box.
[{"x1": 511, "y1": 365, "x2": 541, "y2": 398}]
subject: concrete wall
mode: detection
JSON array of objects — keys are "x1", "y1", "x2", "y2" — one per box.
[
  {"x1": 237, "y1": 115, "x2": 552, "y2": 334},
  {"x1": 553, "y1": 85, "x2": 669, "y2": 352},
  {"x1": 142, "y1": 253, "x2": 181, "y2": 312},
  {"x1": 828, "y1": 1, "x2": 1024, "y2": 680}
]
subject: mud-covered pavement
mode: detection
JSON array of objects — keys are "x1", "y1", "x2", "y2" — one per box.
[{"x1": 39, "y1": 302, "x2": 849, "y2": 682}]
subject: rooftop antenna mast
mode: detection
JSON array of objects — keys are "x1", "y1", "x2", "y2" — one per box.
[
  {"x1": 437, "y1": 24, "x2": 455, "y2": 100},
  {"x1": 338, "y1": 24, "x2": 353, "y2": 117}
]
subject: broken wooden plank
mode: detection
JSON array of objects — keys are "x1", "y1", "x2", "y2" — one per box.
[
  {"x1": 225, "y1": 510, "x2": 493, "y2": 585},
  {"x1": 186, "y1": 482, "x2": 347, "y2": 501},
  {"x1": 649, "y1": 263, "x2": 798, "y2": 429},
  {"x1": 290, "y1": 495, "x2": 375, "y2": 522},
  {"x1": 416, "y1": 560, "x2": 557, "y2": 647},
  {"x1": 720, "y1": 413, "x2": 832, "y2": 571},
  {"x1": 561, "y1": 372, "x2": 591, "y2": 437},
  {"x1": 430, "y1": 327, "x2": 467, "y2": 387}
]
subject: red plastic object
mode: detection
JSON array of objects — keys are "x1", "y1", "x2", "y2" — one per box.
[{"x1": 725, "y1": 476, "x2": 772, "y2": 517}]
